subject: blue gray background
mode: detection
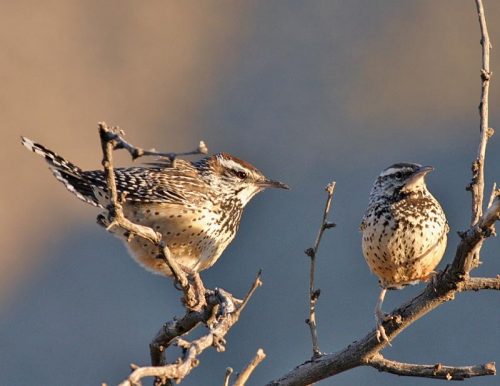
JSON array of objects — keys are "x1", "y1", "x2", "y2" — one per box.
[{"x1": 1, "y1": 1, "x2": 499, "y2": 385}]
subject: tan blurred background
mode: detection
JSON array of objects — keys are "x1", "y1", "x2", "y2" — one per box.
[
  {"x1": 1, "y1": 0, "x2": 251, "y2": 305},
  {"x1": 2, "y1": 1, "x2": 500, "y2": 385}
]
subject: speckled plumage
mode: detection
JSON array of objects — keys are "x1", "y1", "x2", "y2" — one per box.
[
  {"x1": 21, "y1": 137, "x2": 288, "y2": 276},
  {"x1": 361, "y1": 163, "x2": 448, "y2": 342},
  {"x1": 361, "y1": 163, "x2": 449, "y2": 289}
]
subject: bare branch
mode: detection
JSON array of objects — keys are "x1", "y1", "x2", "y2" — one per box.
[
  {"x1": 468, "y1": 0, "x2": 493, "y2": 225},
  {"x1": 149, "y1": 294, "x2": 220, "y2": 367},
  {"x1": 487, "y1": 182, "x2": 498, "y2": 209},
  {"x1": 368, "y1": 354, "x2": 496, "y2": 380},
  {"x1": 266, "y1": 208, "x2": 500, "y2": 386},
  {"x1": 450, "y1": 189, "x2": 500, "y2": 277},
  {"x1": 98, "y1": 126, "x2": 161, "y2": 244},
  {"x1": 236, "y1": 270, "x2": 263, "y2": 314},
  {"x1": 120, "y1": 273, "x2": 263, "y2": 386},
  {"x1": 232, "y1": 349, "x2": 266, "y2": 386},
  {"x1": 223, "y1": 368, "x2": 233, "y2": 386},
  {"x1": 462, "y1": 276, "x2": 500, "y2": 291},
  {"x1": 305, "y1": 182, "x2": 336, "y2": 357},
  {"x1": 98, "y1": 122, "x2": 205, "y2": 310},
  {"x1": 98, "y1": 121, "x2": 207, "y2": 162}
]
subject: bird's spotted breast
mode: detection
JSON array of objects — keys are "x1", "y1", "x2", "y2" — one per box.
[
  {"x1": 362, "y1": 193, "x2": 448, "y2": 288},
  {"x1": 116, "y1": 201, "x2": 238, "y2": 275}
]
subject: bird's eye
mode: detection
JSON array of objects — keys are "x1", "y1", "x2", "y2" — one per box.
[
  {"x1": 395, "y1": 172, "x2": 403, "y2": 179},
  {"x1": 235, "y1": 170, "x2": 247, "y2": 179}
]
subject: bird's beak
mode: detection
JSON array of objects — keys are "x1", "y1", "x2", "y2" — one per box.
[
  {"x1": 258, "y1": 179, "x2": 290, "y2": 190},
  {"x1": 413, "y1": 165, "x2": 434, "y2": 178},
  {"x1": 405, "y1": 165, "x2": 434, "y2": 187}
]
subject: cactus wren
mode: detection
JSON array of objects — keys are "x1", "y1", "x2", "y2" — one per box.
[
  {"x1": 22, "y1": 137, "x2": 288, "y2": 277},
  {"x1": 361, "y1": 163, "x2": 448, "y2": 342}
]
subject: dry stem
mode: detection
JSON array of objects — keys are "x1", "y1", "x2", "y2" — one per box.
[
  {"x1": 232, "y1": 349, "x2": 267, "y2": 386},
  {"x1": 468, "y1": 0, "x2": 493, "y2": 225},
  {"x1": 368, "y1": 354, "x2": 496, "y2": 380},
  {"x1": 101, "y1": 124, "x2": 207, "y2": 162},
  {"x1": 223, "y1": 368, "x2": 234, "y2": 386},
  {"x1": 304, "y1": 182, "x2": 336, "y2": 358},
  {"x1": 119, "y1": 273, "x2": 262, "y2": 386}
]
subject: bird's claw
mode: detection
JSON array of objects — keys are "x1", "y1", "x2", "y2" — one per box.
[
  {"x1": 376, "y1": 321, "x2": 391, "y2": 345},
  {"x1": 375, "y1": 312, "x2": 393, "y2": 345},
  {"x1": 214, "y1": 288, "x2": 242, "y2": 315}
]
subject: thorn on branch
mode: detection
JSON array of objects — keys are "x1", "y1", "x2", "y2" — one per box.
[
  {"x1": 481, "y1": 69, "x2": 492, "y2": 81},
  {"x1": 323, "y1": 221, "x2": 336, "y2": 229}
]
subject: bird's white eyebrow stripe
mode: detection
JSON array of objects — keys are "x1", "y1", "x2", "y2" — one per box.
[
  {"x1": 379, "y1": 167, "x2": 400, "y2": 177},
  {"x1": 219, "y1": 158, "x2": 246, "y2": 171}
]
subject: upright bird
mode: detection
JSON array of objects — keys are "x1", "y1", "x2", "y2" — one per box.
[
  {"x1": 21, "y1": 137, "x2": 288, "y2": 277},
  {"x1": 361, "y1": 163, "x2": 448, "y2": 342}
]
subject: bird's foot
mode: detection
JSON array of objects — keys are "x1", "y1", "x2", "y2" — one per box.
[
  {"x1": 374, "y1": 287, "x2": 391, "y2": 344},
  {"x1": 375, "y1": 312, "x2": 393, "y2": 345},
  {"x1": 375, "y1": 318, "x2": 391, "y2": 344},
  {"x1": 214, "y1": 287, "x2": 242, "y2": 315}
]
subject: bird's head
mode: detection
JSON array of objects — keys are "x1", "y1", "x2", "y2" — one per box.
[
  {"x1": 201, "y1": 152, "x2": 289, "y2": 206},
  {"x1": 371, "y1": 163, "x2": 434, "y2": 199}
]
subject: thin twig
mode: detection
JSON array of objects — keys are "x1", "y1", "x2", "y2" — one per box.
[
  {"x1": 468, "y1": 0, "x2": 493, "y2": 225},
  {"x1": 451, "y1": 188, "x2": 500, "y2": 276},
  {"x1": 304, "y1": 182, "x2": 336, "y2": 358},
  {"x1": 98, "y1": 127, "x2": 161, "y2": 244},
  {"x1": 100, "y1": 122, "x2": 207, "y2": 161},
  {"x1": 223, "y1": 368, "x2": 234, "y2": 386},
  {"x1": 98, "y1": 122, "x2": 203, "y2": 309},
  {"x1": 487, "y1": 182, "x2": 498, "y2": 208},
  {"x1": 236, "y1": 270, "x2": 263, "y2": 315},
  {"x1": 368, "y1": 354, "x2": 496, "y2": 380},
  {"x1": 232, "y1": 349, "x2": 267, "y2": 386},
  {"x1": 462, "y1": 276, "x2": 500, "y2": 291}
]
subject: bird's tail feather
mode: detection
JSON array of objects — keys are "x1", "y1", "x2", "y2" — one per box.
[{"x1": 21, "y1": 136, "x2": 102, "y2": 207}]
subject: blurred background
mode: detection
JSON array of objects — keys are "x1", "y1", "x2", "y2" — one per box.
[{"x1": 1, "y1": 1, "x2": 500, "y2": 385}]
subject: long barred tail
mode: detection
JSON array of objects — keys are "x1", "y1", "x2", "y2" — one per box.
[{"x1": 21, "y1": 136, "x2": 105, "y2": 207}]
